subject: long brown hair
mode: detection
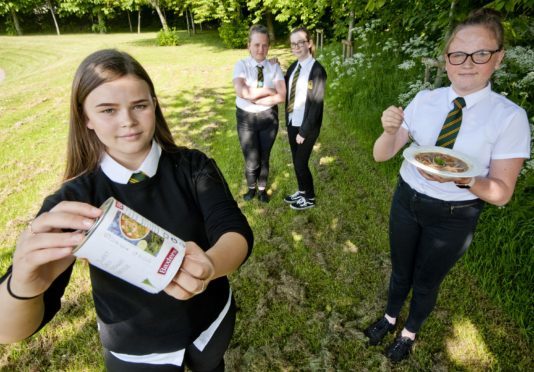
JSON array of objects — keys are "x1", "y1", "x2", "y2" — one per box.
[
  {"x1": 444, "y1": 8, "x2": 504, "y2": 53},
  {"x1": 290, "y1": 27, "x2": 316, "y2": 57},
  {"x1": 65, "y1": 49, "x2": 178, "y2": 180}
]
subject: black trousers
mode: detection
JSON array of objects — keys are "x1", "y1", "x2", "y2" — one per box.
[
  {"x1": 287, "y1": 125, "x2": 319, "y2": 198},
  {"x1": 236, "y1": 106, "x2": 279, "y2": 189},
  {"x1": 103, "y1": 301, "x2": 236, "y2": 372},
  {"x1": 385, "y1": 177, "x2": 484, "y2": 333}
]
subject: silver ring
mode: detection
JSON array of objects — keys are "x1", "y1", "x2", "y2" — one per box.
[{"x1": 28, "y1": 220, "x2": 37, "y2": 235}]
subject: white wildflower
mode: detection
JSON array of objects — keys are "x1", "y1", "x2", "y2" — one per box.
[{"x1": 398, "y1": 60, "x2": 416, "y2": 70}]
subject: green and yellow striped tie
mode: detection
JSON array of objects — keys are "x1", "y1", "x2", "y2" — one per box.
[
  {"x1": 286, "y1": 64, "x2": 301, "y2": 113},
  {"x1": 435, "y1": 97, "x2": 466, "y2": 149},
  {"x1": 257, "y1": 65, "x2": 264, "y2": 88},
  {"x1": 128, "y1": 171, "x2": 148, "y2": 184}
]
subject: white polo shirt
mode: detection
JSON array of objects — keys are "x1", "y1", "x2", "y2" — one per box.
[
  {"x1": 400, "y1": 85, "x2": 531, "y2": 201},
  {"x1": 233, "y1": 56, "x2": 284, "y2": 113},
  {"x1": 288, "y1": 56, "x2": 315, "y2": 127}
]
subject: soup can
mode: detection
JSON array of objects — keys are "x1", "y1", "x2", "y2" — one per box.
[{"x1": 73, "y1": 197, "x2": 186, "y2": 294}]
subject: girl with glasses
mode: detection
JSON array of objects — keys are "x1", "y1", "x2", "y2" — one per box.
[
  {"x1": 0, "y1": 49, "x2": 253, "y2": 371},
  {"x1": 283, "y1": 27, "x2": 327, "y2": 210},
  {"x1": 232, "y1": 25, "x2": 286, "y2": 203},
  {"x1": 366, "y1": 8, "x2": 530, "y2": 362}
]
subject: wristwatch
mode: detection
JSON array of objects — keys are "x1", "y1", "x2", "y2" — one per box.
[{"x1": 456, "y1": 177, "x2": 476, "y2": 189}]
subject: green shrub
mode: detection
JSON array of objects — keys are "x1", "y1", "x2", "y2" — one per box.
[
  {"x1": 157, "y1": 28, "x2": 180, "y2": 46},
  {"x1": 218, "y1": 21, "x2": 249, "y2": 49}
]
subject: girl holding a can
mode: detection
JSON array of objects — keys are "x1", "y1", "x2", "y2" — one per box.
[{"x1": 0, "y1": 49, "x2": 253, "y2": 371}]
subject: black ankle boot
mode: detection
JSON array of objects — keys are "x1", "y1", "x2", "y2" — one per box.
[{"x1": 243, "y1": 188, "x2": 256, "y2": 201}]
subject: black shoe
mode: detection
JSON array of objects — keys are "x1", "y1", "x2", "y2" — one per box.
[
  {"x1": 243, "y1": 188, "x2": 256, "y2": 201},
  {"x1": 284, "y1": 191, "x2": 303, "y2": 203},
  {"x1": 258, "y1": 190, "x2": 270, "y2": 203},
  {"x1": 290, "y1": 196, "x2": 315, "y2": 210},
  {"x1": 364, "y1": 317, "x2": 396, "y2": 346},
  {"x1": 385, "y1": 336, "x2": 414, "y2": 363}
]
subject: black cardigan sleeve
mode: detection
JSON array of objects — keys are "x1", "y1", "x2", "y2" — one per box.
[
  {"x1": 188, "y1": 150, "x2": 254, "y2": 261},
  {"x1": 299, "y1": 61, "x2": 327, "y2": 138}
]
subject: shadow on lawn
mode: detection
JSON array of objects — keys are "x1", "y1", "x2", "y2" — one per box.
[
  {"x1": 158, "y1": 84, "x2": 237, "y2": 155},
  {"x1": 0, "y1": 291, "x2": 102, "y2": 370}
]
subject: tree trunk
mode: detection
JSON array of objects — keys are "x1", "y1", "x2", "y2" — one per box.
[
  {"x1": 190, "y1": 7, "x2": 195, "y2": 35},
  {"x1": 185, "y1": 9, "x2": 191, "y2": 36},
  {"x1": 347, "y1": 10, "x2": 354, "y2": 41},
  {"x1": 97, "y1": 11, "x2": 105, "y2": 34},
  {"x1": 10, "y1": 9, "x2": 23, "y2": 36},
  {"x1": 127, "y1": 11, "x2": 132, "y2": 33},
  {"x1": 150, "y1": 1, "x2": 169, "y2": 31},
  {"x1": 46, "y1": 0, "x2": 60, "y2": 35},
  {"x1": 137, "y1": 9, "x2": 141, "y2": 34},
  {"x1": 266, "y1": 11, "x2": 274, "y2": 41}
]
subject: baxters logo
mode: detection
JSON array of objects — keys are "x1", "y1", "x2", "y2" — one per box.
[
  {"x1": 158, "y1": 248, "x2": 178, "y2": 275},
  {"x1": 115, "y1": 201, "x2": 124, "y2": 210}
]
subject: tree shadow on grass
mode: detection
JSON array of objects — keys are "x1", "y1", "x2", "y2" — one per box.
[{"x1": 0, "y1": 290, "x2": 103, "y2": 371}]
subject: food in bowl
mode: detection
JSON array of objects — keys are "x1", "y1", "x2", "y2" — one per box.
[
  {"x1": 120, "y1": 214, "x2": 150, "y2": 240},
  {"x1": 414, "y1": 152, "x2": 468, "y2": 173}
]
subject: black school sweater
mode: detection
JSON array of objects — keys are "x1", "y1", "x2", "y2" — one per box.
[{"x1": 1, "y1": 148, "x2": 253, "y2": 354}]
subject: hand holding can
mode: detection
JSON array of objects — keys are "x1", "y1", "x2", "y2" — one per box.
[
  {"x1": 164, "y1": 242, "x2": 215, "y2": 300},
  {"x1": 73, "y1": 198, "x2": 186, "y2": 294}
]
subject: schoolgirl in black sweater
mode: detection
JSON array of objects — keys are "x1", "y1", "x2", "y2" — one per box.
[{"x1": 0, "y1": 49, "x2": 253, "y2": 371}]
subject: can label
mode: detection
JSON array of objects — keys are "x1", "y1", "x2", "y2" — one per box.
[{"x1": 73, "y1": 197, "x2": 186, "y2": 294}]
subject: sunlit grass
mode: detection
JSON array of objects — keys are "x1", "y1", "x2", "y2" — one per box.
[{"x1": 446, "y1": 318, "x2": 496, "y2": 370}]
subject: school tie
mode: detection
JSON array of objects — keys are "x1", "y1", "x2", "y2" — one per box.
[
  {"x1": 435, "y1": 97, "x2": 466, "y2": 149},
  {"x1": 256, "y1": 65, "x2": 264, "y2": 88},
  {"x1": 286, "y1": 64, "x2": 301, "y2": 113},
  {"x1": 128, "y1": 171, "x2": 148, "y2": 184}
]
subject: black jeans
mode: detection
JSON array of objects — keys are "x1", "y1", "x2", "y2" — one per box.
[
  {"x1": 287, "y1": 125, "x2": 320, "y2": 198},
  {"x1": 236, "y1": 106, "x2": 279, "y2": 189},
  {"x1": 385, "y1": 177, "x2": 484, "y2": 333},
  {"x1": 103, "y1": 301, "x2": 236, "y2": 371}
]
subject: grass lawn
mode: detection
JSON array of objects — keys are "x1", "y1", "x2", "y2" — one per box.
[{"x1": 0, "y1": 31, "x2": 531, "y2": 371}]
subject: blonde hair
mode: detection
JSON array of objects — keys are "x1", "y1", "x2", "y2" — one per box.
[
  {"x1": 445, "y1": 8, "x2": 504, "y2": 53},
  {"x1": 65, "y1": 49, "x2": 178, "y2": 180},
  {"x1": 248, "y1": 24, "x2": 270, "y2": 44}
]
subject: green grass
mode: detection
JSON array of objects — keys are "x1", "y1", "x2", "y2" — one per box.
[{"x1": 0, "y1": 31, "x2": 532, "y2": 371}]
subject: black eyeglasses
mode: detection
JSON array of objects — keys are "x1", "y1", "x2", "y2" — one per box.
[
  {"x1": 290, "y1": 40, "x2": 308, "y2": 49},
  {"x1": 446, "y1": 49, "x2": 501, "y2": 65}
]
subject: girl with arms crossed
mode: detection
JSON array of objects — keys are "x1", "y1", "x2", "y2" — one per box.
[{"x1": 233, "y1": 25, "x2": 286, "y2": 203}]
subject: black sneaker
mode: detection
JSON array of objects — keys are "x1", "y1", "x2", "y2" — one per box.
[
  {"x1": 258, "y1": 190, "x2": 270, "y2": 203},
  {"x1": 243, "y1": 188, "x2": 256, "y2": 201},
  {"x1": 385, "y1": 336, "x2": 414, "y2": 363},
  {"x1": 290, "y1": 196, "x2": 315, "y2": 210},
  {"x1": 364, "y1": 317, "x2": 396, "y2": 346},
  {"x1": 284, "y1": 191, "x2": 303, "y2": 203}
]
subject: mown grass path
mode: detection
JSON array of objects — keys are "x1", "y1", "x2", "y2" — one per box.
[{"x1": 0, "y1": 32, "x2": 531, "y2": 371}]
